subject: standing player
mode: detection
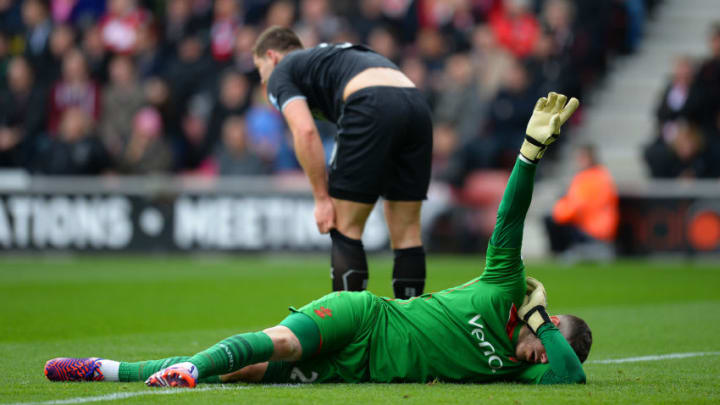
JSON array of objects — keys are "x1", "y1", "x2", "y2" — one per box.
[
  {"x1": 253, "y1": 27, "x2": 432, "y2": 299},
  {"x1": 45, "y1": 93, "x2": 590, "y2": 386}
]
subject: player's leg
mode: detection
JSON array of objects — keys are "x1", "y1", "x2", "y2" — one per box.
[
  {"x1": 328, "y1": 88, "x2": 392, "y2": 292},
  {"x1": 379, "y1": 87, "x2": 433, "y2": 299},
  {"x1": 144, "y1": 312, "x2": 320, "y2": 388},
  {"x1": 44, "y1": 356, "x2": 222, "y2": 383},
  {"x1": 329, "y1": 198, "x2": 373, "y2": 291},
  {"x1": 384, "y1": 200, "x2": 426, "y2": 299}
]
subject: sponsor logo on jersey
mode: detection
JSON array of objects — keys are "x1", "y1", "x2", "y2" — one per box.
[
  {"x1": 468, "y1": 314, "x2": 504, "y2": 373},
  {"x1": 314, "y1": 306, "x2": 333, "y2": 318}
]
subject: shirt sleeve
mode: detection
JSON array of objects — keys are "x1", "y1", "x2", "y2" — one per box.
[
  {"x1": 512, "y1": 323, "x2": 586, "y2": 384},
  {"x1": 535, "y1": 323, "x2": 586, "y2": 384},
  {"x1": 266, "y1": 54, "x2": 306, "y2": 112}
]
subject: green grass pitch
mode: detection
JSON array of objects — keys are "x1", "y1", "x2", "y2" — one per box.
[{"x1": 2, "y1": 255, "x2": 719, "y2": 404}]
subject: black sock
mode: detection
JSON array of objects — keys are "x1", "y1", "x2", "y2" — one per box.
[
  {"x1": 330, "y1": 229, "x2": 368, "y2": 291},
  {"x1": 392, "y1": 246, "x2": 426, "y2": 299}
]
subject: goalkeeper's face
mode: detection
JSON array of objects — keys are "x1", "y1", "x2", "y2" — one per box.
[{"x1": 515, "y1": 316, "x2": 567, "y2": 364}]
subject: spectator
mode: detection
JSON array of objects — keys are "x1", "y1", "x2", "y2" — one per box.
[
  {"x1": 231, "y1": 25, "x2": 258, "y2": 73},
  {"x1": 0, "y1": 56, "x2": 47, "y2": 167},
  {"x1": 487, "y1": 59, "x2": 537, "y2": 166},
  {"x1": 82, "y1": 24, "x2": 108, "y2": 82},
  {"x1": 433, "y1": 53, "x2": 484, "y2": 140},
  {"x1": 32, "y1": 107, "x2": 110, "y2": 175},
  {"x1": 134, "y1": 24, "x2": 163, "y2": 79},
  {"x1": 164, "y1": 34, "x2": 215, "y2": 118},
  {"x1": 213, "y1": 115, "x2": 270, "y2": 176},
  {"x1": 48, "y1": 48, "x2": 101, "y2": 132},
  {"x1": 367, "y1": 26, "x2": 399, "y2": 63},
  {"x1": 207, "y1": 69, "x2": 251, "y2": 158},
  {"x1": 488, "y1": 0, "x2": 540, "y2": 58},
  {"x1": 468, "y1": 24, "x2": 514, "y2": 100},
  {"x1": 545, "y1": 144, "x2": 618, "y2": 261},
  {"x1": 117, "y1": 107, "x2": 172, "y2": 174},
  {"x1": 296, "y1": 0, "x2": 341, "y2": 43},
  {"x1": 685, "y1": 23, "x2": 720, "y2": 129},
  {"x1": 245, "y1": 87, "x2": 297, "y2": 171},
  {"x1": 179, "y1": 92, "x2": 213, "y2": 169},
  {"x1": 416, "y1": 28, "x2": 447, "y2": 72},
  {"x1": 22, "y1": 0, "x2": 53, "y2": 83},
  {"x1": 99, "y1": 55, "x2": 144, "y2": 159},
  {"x1": 655, "y1": 56, "x2": 694, "y2": 126},
  {"x1": 143, "y1": 76, "x2": 177, "y2": 134},
  {"x1": 265, "y1": 0, "x2": 296, "y2": 28},
  {"x1": 98, "y1": 0, "x2": 148, "y2": 54},
  {"x1": 162, "y1": 0, "x2": 197, "y2": 55},
  {"x1": 349, "y1": 0, "x2": 384, "y2": 43},
  {"x1": 210, "y1": 0, "x2": 242, "y2": 64},
  {"x1": 46, "y1": 24, "x2": 76, "y2": 83},
  {"x1": 644, "y1": 120, "x2": 720, "y2": 179},
  {"x1": 0, "y1": 31, "x2": 11, "y2": 90}
]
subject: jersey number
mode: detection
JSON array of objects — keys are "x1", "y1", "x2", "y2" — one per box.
[{"x1": 290, "y1": 367, "x2": 319, "y2": 383}]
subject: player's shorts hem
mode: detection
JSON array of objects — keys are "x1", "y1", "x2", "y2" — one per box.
[
  {"x1": 329, "y1": 187, "x2": 378, "y2": 204},
  {"x1": 382, "y1": 193, "x2": 427, "y2": 202}
]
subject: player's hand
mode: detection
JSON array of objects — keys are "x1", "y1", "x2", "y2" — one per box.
[
  {"x1": 519, "y1": 276, "x2": 552, "y2": 335},
  {"x1": 314, "y1": 197, "x2": 336, "y2": 234},
  {"x1": 520, "y1": 92, "x2": 580, "y2": 162}
]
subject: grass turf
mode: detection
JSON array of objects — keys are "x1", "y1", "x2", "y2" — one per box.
[{"x1": 1, "y1": 255, "x2": 719, "y2": 404}]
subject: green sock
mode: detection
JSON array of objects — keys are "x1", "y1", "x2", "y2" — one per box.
[
  {"x1": 188, "y1": 332, "x2": 275, "y2": 378},
  {"x1": 118, "y1": 356, "x2": 222, "y2": 383},
  {"x1": 119, "y1": 356, "x2": 191, "y2": 382}
]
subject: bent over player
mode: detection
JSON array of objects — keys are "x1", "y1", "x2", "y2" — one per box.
[
  {"x1": 45, "y1": 93, "x2": 590, "y2": 386},
  {"x1": 254, "y1": 26, "x2": 433, "y2": 299}
]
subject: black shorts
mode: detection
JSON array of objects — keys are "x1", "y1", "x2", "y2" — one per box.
[{"x1": 329, "y1": 86, "x2": 433, "y2": 204}]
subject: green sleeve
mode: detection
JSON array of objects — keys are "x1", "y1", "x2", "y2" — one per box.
[
  {"x1": 537, "y1": 323, "x2": 586, "y2": 384},
  {"x1": 480, "y1": 158, "x2": 536, "y2": 291}
]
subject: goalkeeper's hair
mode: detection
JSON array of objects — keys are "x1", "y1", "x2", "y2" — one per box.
[
  {"x1": 564, "y1": 315, "x2": 592, "y2": 363},
  {"x1": 253, "y1": 26, "x2": 303, "y2": 57}
]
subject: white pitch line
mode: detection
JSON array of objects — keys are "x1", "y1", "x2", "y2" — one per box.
[
  {"x1": 587, "y1": 351, "x2": 720, "y2": 364},
  {"x1": 8, "y1": 385, "x2": 248, "y2": 405},
  {"x1": 8, "y1": 352, "x2": 720, "y2": 404}
]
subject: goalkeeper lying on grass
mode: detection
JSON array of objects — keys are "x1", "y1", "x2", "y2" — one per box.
[{"x1": 45, "y1": 92, "x2": 590, "y2": 386}]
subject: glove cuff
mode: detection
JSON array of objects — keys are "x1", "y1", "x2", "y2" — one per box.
[
  {"x1": 523, "y1": 305, "x2": 552, "y2": 336},
  {"x1": 520, "y1": 138, "x2": 545, "y2": 163}
]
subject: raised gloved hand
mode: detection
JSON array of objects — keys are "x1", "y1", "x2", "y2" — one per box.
[{"x1": 520, "y1": 92, "x2": 580, "y2": 163}]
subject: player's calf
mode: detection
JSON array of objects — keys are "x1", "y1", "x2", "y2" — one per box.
[
  {"x1": 392, "y1": 246, "x2": 426, "y2": 299},
  {"x1": 330, "y1": 229, "x2": 369, "y2": 291}
]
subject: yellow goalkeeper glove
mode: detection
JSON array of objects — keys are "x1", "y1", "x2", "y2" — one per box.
[
  {"x1": 520, "y1": 92, "x2": 580, "y2": 163},
  {"x1": 519, "y1": 276, "x2": 552, "y2": 335}
]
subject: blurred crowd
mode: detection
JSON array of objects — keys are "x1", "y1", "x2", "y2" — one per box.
[
  {"x1": 0, "y1": 0, "x2": 660, "y2": 179},
  {"x1": 645, "y1": 23, "x2": 720, "y2": 179}
]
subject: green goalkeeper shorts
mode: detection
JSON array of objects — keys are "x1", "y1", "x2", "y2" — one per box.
[{"x1": 263, "y1": 290, "x2": 382, "y2": 383}]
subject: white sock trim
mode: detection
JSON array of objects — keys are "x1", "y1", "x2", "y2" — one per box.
[
  {"x1": 97, "y1": 359, "x2": 120, "y2": 381},
  {"x1": 518, "y1": 154, "x2": 536, "y2": 165}
]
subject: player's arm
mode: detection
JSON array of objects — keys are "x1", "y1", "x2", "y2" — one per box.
[
  {"x1": 282, "y1": 99, "x2": 335, "y2": 233},
  {"x1": 519, "y1": 279, "x2": 585, "y2": 384},
  {"x1": 481, "y1": 93, "x2": 579, "y2": 286}
]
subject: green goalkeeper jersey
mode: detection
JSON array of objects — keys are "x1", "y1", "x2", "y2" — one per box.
[{"x1": 369, "y1": 244, "x2": 544, "y2": 382}]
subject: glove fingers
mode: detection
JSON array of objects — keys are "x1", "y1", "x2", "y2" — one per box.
[
  {"x1": 559, "y1": 97, "x2": 580, "y2": 125},
  {"x1": 545, "y1": 92, "x2": 558, "y2": 112},
  {"x1": 549, "y1": 114, "x2": 561, "y2": 134},
  {"x1": 534, "y1": 97, "x2": 548, "y2": 111},
  {"x1": 551, "y1": 94, "x2": 567, "y2": 114},
  {"x1": 526, "y1": 276, "x2": 540, "y2": 291}
]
